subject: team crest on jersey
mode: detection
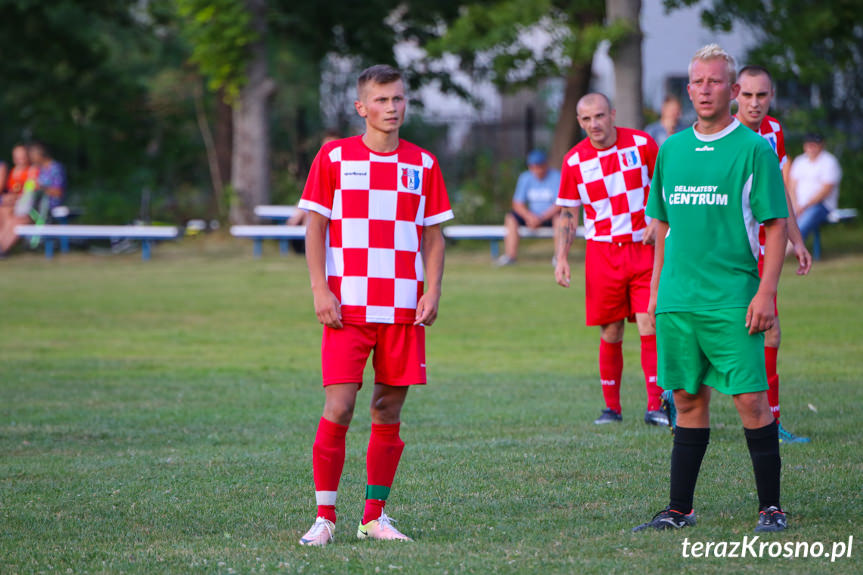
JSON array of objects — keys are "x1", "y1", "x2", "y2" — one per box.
[
  {"x1": 401, "y1": 167, "x2": 421, "y2": 191},
  {"x1": 764, "y1": 133, "x2": 778, "y2": 153},
  {"x1": 618, "y1": 148, "x2": 641, "y2": 169}
]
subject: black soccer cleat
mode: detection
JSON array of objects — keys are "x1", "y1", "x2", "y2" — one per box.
[
  {"x1": 632, "y1": 507, "x2": 696, "y2": 532},
  {"x1": 594, "y1": 408, "x2": 623, "y2": 424},
  {"x1": 754, "y1": 506, "x2": 787, "y2": 532},
  {"x1": 644, "y1": 409, "x2": 670, "y2": 427}
]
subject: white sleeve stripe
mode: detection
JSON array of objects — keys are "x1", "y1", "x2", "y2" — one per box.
[
  {"x1": 556, "y1": 198, "x2": 580, "y2": 207},
  {"x1": 424, "y1": 210, "x2": 454, "y2": 226},
  {"x1": 298, "y1": 199, "x2": 332, "y2": 218}
]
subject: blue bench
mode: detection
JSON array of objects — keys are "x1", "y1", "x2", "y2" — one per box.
[
  {"x1": 813, "y1": 208, "x2": 858, "y2": 260},
  {"x1": 15, "y1": 224, "x2": 180, "y2": 260},
  {"x1": 254, "y1": 205, "x2": 299, "y2": 222},
  {"x1": 230, "y1": 225, "x2": 305, "y2": 258},
  {"x1": 443, "y1": 224, "x2": 585, "y2": 257}
]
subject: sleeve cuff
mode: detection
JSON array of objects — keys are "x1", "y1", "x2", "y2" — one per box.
[
  {"x1": 298, "y1": 199, "x2": 332, "y2": 218},
  {"x1": 423, "y1": 210, "x2": 455, "y2": 226}
]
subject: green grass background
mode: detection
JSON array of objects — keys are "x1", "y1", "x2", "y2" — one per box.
[{"x1": 1, "y1": 233, "x2": 861, "y2": 574}]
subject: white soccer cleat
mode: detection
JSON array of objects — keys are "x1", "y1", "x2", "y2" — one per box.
[
  {"x1": 298, "y1": 517, "x2": 335, "y2": 547},
  {"x1": 356, "y1": 512, "x2": 413, "y2": 541}
]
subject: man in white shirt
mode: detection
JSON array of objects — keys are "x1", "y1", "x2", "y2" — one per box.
[{"x1": 789, "y1": 133, "x2": 841, "y2": 242}]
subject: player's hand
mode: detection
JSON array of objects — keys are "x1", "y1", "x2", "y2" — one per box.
[
  {"x1": 642, "y1": 221, "x2": 657, "y2": 246},
  {"x1": 526, "y1": 214, "x2": 541, "y2": 229},
  {"x1": 791, "y1": 241, "x2": 812, "y2": 275},
  {"x1": 745, "y1": 291, "x2": 776, "y2": 335},
  {"x1": 415, "y1": 289, "x2": 440, "y2": 326},
  {"x1": 554, "y1": 258, "x2": 570, "y2": 288},
  {"x1": 313, "y1": 288, "x2": 343, "y2": 329}
]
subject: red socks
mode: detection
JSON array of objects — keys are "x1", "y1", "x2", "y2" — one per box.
[
  {"x1": 641, "y1": 335, "x2": 662, "y2": 411},
  {"x1": 362, "y1": 422, "x2": 405, "y2": 524},
  {"x1": 313, "y1": 417, "x2": 348, "y2": 523},
  {"x1": 599, "y1": 339, "x2": 623, "y2": 414},
  {"x1": 765, "y1": 345, "x2": 780, "y2": 420}
]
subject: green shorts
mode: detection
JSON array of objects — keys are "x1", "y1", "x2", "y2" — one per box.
[{"x1": 656, "y1": 308, "x2": 767, "y2": 396}]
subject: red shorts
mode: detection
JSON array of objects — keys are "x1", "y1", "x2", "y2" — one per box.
[
  {"x1": 584, "y1": 240, "x2": 653, "y2": 326},
  {"x1": 321, "y1": 323, "x2": 426, "y2": 388},
  {"x1": 757, "y1": 254, "x2": 779, "y2": 317}
]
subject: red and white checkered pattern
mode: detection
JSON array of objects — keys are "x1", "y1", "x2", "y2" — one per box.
[
  {"x1": 556, "y1": 127, "x2": 658, "y2": 243},
  {"x1": 300, "y1": 136, "x2": 453, "y2": 325},
  {"x1": 757, "y1": 115, "x2": 788, "y2": 255}
]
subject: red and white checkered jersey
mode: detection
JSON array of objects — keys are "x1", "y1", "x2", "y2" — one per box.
[
  {"x1": 300, "y1": 135, "x2": 454, "y2": 325},
  {"x1": 757, "y1": 115, "x2": 788, "y2": 255},
  {"x1": 556, "y1": 127, "x2": 658, "y2": 243}
]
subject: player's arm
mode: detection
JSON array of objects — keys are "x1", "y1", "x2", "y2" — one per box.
[
  {"x1": 647, "y1": 220, "x2": 669, "y2": 329},
  {"x1": 783, "y1": 185, "x2": 812, "y2": 275},
  {"x1": 538, "y1": 204, "x2": 561, "y2": 223},
  {"x1": 305, "y1": 210, "x2": 342, "y2": 329},
  {"x1": 416, "y1": 224, "x2": 445, "y2": 326},
  {"x1": 747, "y1": 217, "x2": 786, "y2": 334},
  {"x1": 554, "y1": 207, "x2": 578, "y2": 287}
]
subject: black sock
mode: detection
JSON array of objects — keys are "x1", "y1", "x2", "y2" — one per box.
[
  {"x1": 744, "y1": 420, "x2": 781, "y2": 510},
  {"x1": 669, "y1": 426, "x2": 710, "y2": 513}
]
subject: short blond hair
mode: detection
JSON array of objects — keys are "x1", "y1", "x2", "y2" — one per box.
[{"x1": 688, "y1": 44, "x2": 736, "y2": 83}]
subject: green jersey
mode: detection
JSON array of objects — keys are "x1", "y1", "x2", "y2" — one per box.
[{"x1": 647, "y1": 119, "x2": 787, "y2": 313}]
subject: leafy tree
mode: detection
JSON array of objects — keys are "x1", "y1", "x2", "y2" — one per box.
[{"x1": 420, "y1": 0, "x2": 638, "y2": 167}]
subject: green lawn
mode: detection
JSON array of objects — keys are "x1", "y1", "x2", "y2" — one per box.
[{"x1": 1, "y1": 237, "x2": 861, "y2": 574}]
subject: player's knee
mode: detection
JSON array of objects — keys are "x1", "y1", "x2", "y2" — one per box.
[
  {"x1": 764, "y1": 325, "x2": 781, "y2": 347},
  {"x1": 370, "y1": 395, "x2": 404, "y2": 423},
  {"x1": 324, "y1": 399, "x2": 356, "y2": 426}
]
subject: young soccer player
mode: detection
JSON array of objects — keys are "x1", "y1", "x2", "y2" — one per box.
[
  {"x1": 634, "y1": 44, "x2": 789, "y2": 533},
  {"x1": 297, "y1": 65, "x2": 453, "y2": 546},
  {"x1": 555, "y1": 93, "x2": 667, "y2": 427}
]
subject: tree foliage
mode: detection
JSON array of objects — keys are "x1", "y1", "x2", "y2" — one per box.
[
  {"x1": 665, "y1": 0, "x2": 863, "y2": 119},
  {"x1": 175, "y1": 0, "x2": 257, "y2": 103},
  {"x1": 424, "y1": 0, "x2": 612, "y2": 93}
]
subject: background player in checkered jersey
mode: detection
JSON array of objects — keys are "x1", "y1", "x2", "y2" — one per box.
[
  {"x1": 297, "y1": 65, "x2": 454, "y2": 546},
  {"x1": 555, "y1": 92, "x2": 668, "y2": 427},
  {"x1": 735, "y1": 65, "x2": 812, "y2": 443},
  {"x1": 634, "y1": 44, "x2": 789, "y2": 533}
]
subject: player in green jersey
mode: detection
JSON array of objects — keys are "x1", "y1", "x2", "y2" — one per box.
[{"x1": 633, "y1": 44, "x2": 789, "y2": 534}]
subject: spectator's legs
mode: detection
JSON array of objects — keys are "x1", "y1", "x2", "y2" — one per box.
[
  {"x1": 796, "y1": 203, "x2": 830, "y2": 242},
  {"x1": 503, "y1": 212, "x2": 520, "y2": 261}
]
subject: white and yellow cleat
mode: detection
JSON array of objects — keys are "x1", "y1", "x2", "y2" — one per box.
[
  {"x1": 298, "y1": 517, "x2": 335, "y2": 547},
  {"x1": 356, "y1": 512, "x2": 413, "y2": 541}
]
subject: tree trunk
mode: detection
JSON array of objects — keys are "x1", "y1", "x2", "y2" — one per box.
[
  {"x1": 215, "y1": 87, "x2": 233, "y2": 197},
  {"x1": 230, "y1": 0, "x2": 276, "y2": 225},
  {"x1": 607, "y1": 0, "x2": 643, "y2": 129},
  {"x1": 550, "y1": 58, "x2": 594, "y2": 169}
]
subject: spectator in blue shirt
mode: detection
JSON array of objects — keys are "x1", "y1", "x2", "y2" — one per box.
[{"x1": 497, "y1": 149, "x2": 561, "y2": 266}]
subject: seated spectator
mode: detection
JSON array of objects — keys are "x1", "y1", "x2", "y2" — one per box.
[
  {"x1": 644, "y1": 95, "x2": 685, "y2": 147},
  {"x1": 0, "y1": 141, "x2": 66, "y2": 254},
  {"x1": 0, "y1": 144, "x2": 38, "y2": 254},
  {"x1": 496, "y1": 149, "x2": 561, "y2": 266},
  {"x1": 789, "y1": 133, "x2": 841, "y2": 242},
  {"x1": 29, "y1": 141, "x2": 66, "y2": 212}
]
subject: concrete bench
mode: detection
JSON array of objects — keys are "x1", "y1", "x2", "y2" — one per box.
[
  {"x1": 253, "y1": 205, "x2": 299, "y2": 221},
  {"x1": 15, "y1": 225, "x2": 180, "y2": 260},
  {"x1": 230, "y1": 225, "x2": 305, "y2": 258},
  {"x1": 443, "y1": 224, "x2": 585, "y2": 257},
  {"x1": 813, "y1": 208, "x2": 858, "y2": 260}
]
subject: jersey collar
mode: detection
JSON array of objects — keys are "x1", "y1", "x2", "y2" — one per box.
[{"x1": 693, "y1": 118, "x2": 740, "y2": 142}]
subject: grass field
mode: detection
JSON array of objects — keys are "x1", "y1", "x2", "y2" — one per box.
[{"x1": 1, "y1": 234, "x2": 861, "y2": 574}]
